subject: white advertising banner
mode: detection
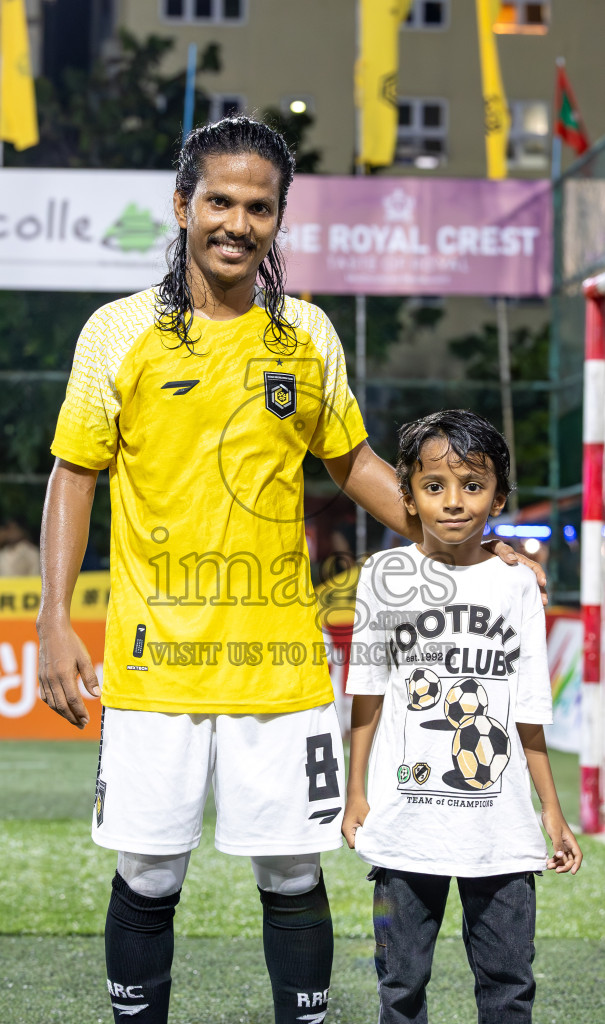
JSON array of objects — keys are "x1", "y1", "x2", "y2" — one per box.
[
  {"x1": 0, "y1": 169, "x2": 552, "y2": 295},
  {"x1": 0, "y1": 169, "x2": 176, "y2": 292}
]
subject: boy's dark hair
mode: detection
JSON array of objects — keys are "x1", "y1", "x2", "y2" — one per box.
[
  {"x1": 155, "y1": 115, "x2": 297, "y2": 354},
  {"x1": 396, "y1": 409, "x2": 511, "y2": 497}
]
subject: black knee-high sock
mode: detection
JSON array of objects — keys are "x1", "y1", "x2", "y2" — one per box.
[
  {"x1": 105, "y1": 871, "x2": 181, "y2": 1024},
  {"x1": 259, "y1": 870, "x2": 333, "y2": 1024}
]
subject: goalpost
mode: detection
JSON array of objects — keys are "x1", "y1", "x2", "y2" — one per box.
[{"x1": 581, "y1": 273, "x2": 605, "y2": 832}]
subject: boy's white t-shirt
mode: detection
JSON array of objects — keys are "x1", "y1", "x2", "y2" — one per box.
[{"x1": 346, "y1": 545, "x2": 553, "y2": 877}]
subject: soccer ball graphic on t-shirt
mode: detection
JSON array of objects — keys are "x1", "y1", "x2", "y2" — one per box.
[
  {"x1": 444, "y1": 679, "x2": 489, "y2": 728},
  {"x1": 451, "y1": 714, "x2": 511, "y2": 790},
  {"x1": 407, "y1": 668, "x2": 442, "y2": 710}
]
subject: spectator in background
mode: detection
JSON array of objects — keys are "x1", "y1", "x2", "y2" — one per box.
[{"x1": 0, "y1": 519, "x2": 40, "y2": 577}]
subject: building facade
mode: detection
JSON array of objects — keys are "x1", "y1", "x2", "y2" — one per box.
[{"x1": 110, "y1": 0, "x2": 603, "y2": 178}]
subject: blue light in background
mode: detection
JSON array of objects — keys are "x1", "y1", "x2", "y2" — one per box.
[
  {"x1": 563, "y1": 524, "x2": 577, "y2": 542},
  {"x1": 516, "y1": 525, "x2": 552, "y2": 539},
  {"x1": 493, "y1": 524, "x2": 552, "y2": 540}
]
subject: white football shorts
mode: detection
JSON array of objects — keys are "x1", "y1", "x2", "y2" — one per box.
[{"x1": 93, "y1": 702, "x2": 344, "y2": 857}]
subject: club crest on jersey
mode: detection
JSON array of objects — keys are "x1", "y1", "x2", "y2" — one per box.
[
  {"x1": 264, "y1": 371, "x2": 296, "y2": 419},
  {"x1": 412, "y1": 763, "x2": 431, "y2": 785},
  {"x1": 96, "y1": 779, "x2": 107, "y2": 827}
]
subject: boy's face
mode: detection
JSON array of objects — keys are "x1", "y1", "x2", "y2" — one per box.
[{"x1": 403, "y1": 437, "x2": 506, "y2": 558}]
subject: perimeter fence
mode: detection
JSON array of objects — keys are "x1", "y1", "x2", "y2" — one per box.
[{"x1": 549, "y1": 135, "x2": 605, "y2": 602}]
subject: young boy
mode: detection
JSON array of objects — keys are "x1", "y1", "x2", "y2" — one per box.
[{"x1": 342, "y1": 409, "x2": 582, "y2": 1024}]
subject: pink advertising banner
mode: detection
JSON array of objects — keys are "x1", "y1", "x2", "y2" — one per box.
[{"x1": 281, "y1": 176, "x2": 552, "y2": 297}]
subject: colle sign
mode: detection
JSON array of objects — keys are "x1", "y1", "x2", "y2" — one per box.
[
  {"x1": 0, "y1": 169, "x2": 174, "y2": 292},
  {"x1": 0, "y1": 169, "x2": 551, "y2": 296}
]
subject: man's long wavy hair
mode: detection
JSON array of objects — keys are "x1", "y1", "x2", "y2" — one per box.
[{"x1": 155, "y1": 116, "x2": 298, "y2": 355}]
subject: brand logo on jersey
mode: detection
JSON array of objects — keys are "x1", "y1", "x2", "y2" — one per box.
[
  {"x1": 397, "y1": 764, "x2": 411, "y2": 785},
  {"x1": 308, "y1": 807, "x2": 341, "y2": 825},
  {"x1": 161, "y1": 380, "x2": 199, "y2": 396},
  {"x1": 264, "y1": 371, "x2": 296, "y2": 419},
  {"x1": 96, "y1": 778, "x2": 107, "y2": 827},
  {"x1": 412, "y1": 762, "x2": 431, "y2": 785}
]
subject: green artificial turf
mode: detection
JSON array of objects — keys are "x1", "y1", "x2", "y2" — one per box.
[
  {"x1": 1, "y1": 818, "x2": 603, "y2": 939},
  {"x1": 0, "y1": 740, "x2": 101, "y2": 820},
  {"x1": 0, "y1": 740, "x2": 602, "y2": 1024},
  {"x1": 0, "y1": 739, "x2": 599, "y2": 939},
  {"x1": 1, "y1": 935, "x2": 603, "y2": 1024}
]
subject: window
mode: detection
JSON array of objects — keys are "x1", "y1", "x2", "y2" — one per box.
[
  {"x1": 403, "y1": 0, "x2": 450, "y2": 30},
  {"x1": 507, "y1": 101, "x2": 549, "y2": 169},
  {"x1": 494, "y1": 2, "x2": 550, "y2": 34},
  {"x1": 162, "y1": 0, "x2": 246, "y2": 23},
  {"x1": 396, "y1": 98, "x2": 448, "y2": 168},
  {"x1": 209, "y1": 94, "x2": 245, "y2": 121}
]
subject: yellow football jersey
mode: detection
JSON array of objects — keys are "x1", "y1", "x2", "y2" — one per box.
[{"x1": 51, "y1": 289, "x2": 367, "y2": 713}]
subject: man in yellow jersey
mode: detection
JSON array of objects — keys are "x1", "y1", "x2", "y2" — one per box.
[{"x1": 36, "y1": 118, "x2": 544, "y2": 1024}]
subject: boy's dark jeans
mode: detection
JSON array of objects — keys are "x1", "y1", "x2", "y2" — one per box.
[{"x1": 372, "y1": 868, "x2": 536, "y2": 1024}]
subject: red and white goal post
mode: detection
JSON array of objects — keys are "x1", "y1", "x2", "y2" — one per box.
[{"x1": 581, "y1": 273, "x2": 605, "y2": 833}]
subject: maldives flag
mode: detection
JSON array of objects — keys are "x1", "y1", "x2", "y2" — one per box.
[{"x1": 554, "y1": 63, "x2": 590, "y2": 155}]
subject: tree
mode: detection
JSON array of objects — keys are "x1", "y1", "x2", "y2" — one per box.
[
  {"x1": 0, "y1": 290, "x2": 117, "y2": 548},
  {"x1": 5, "y1": 33, "x2": 327, "y2": 175},
  {"x1": 6, "y1": 32, "x2": 221, "y2": 170},
  {"x1": 260, "y1": 108, "x2": 322, "y2": 173},
  {"x1": 447, "y1": 320, "x2": 551, "y2": 490}
]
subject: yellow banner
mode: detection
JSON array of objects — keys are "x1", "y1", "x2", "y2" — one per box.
[
  {"x1": 0, "y1": 0, "x2": 39, "y2": 151},
  {"x1": 475, "y1": 0, "x2": 510, "y2": 179},
  {"x1": 356, "y1": 0, "x2": 413, "y2": 168},
  {"x1": 0, "y1": 572, "x2": 110, "y2": 620}
]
